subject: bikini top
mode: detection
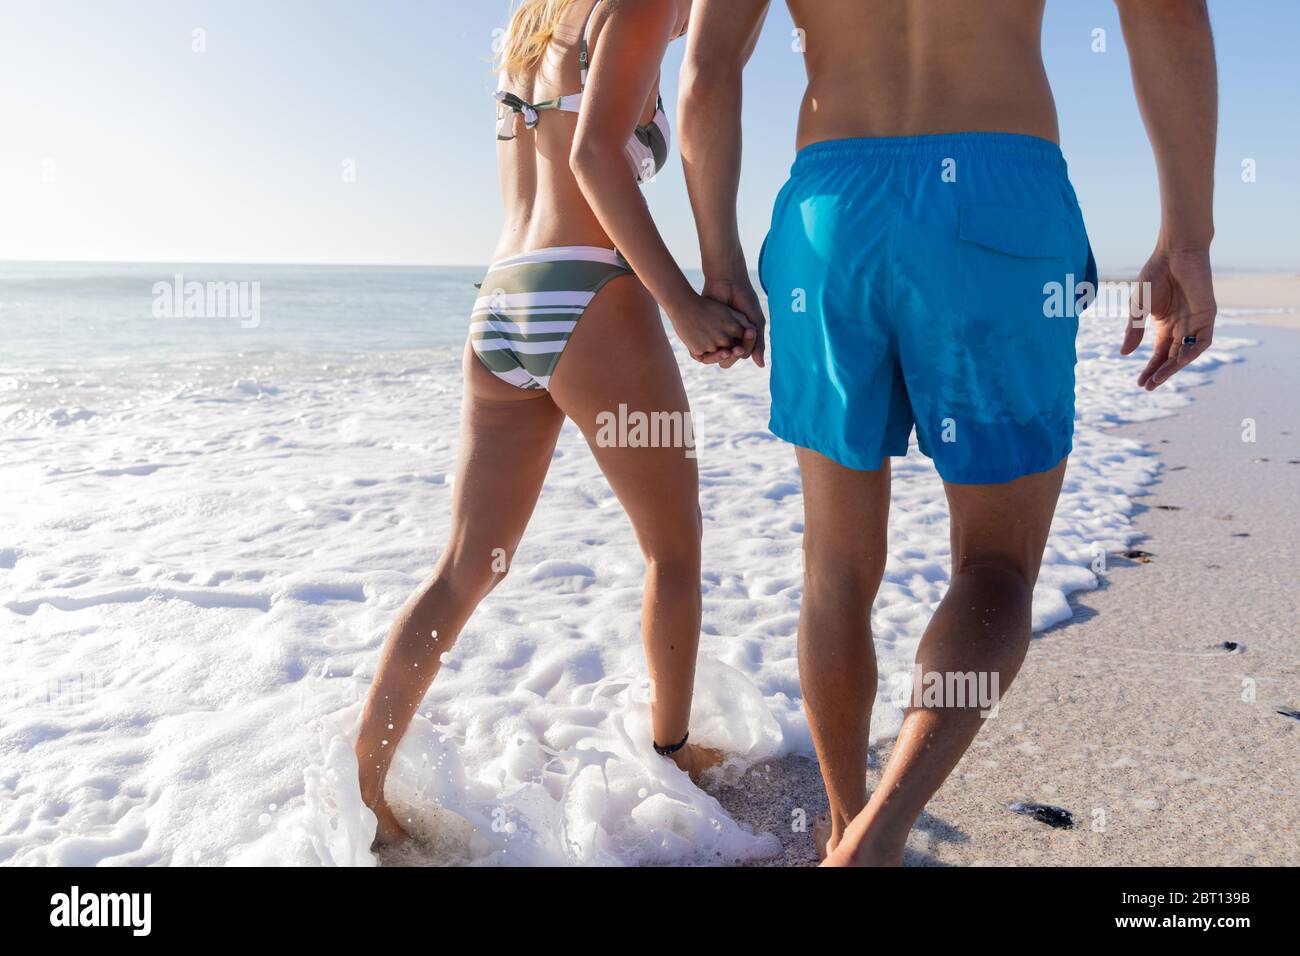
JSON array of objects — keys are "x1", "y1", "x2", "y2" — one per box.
[{"x1": 494, "y1": 0, "x2": 671, "y2": 185}]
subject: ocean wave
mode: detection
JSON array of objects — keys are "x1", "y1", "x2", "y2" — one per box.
[{"x1": 0, "y1": 303, "x2": 1254, "y2": 865}]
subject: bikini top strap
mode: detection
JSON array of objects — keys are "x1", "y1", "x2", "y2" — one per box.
[
  {"x1": 578, "y1": 0, "x2": 604, "y2": 88},
  {"x1": 579, "y1": 1, "x2": 664, "y2": 116}
]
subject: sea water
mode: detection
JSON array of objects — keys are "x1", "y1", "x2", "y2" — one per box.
[{"x1": 0, "y1": 262, "x2": 1252, "y2": 865}]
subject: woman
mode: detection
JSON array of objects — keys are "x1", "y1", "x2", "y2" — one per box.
[{"x1": 355, "y1": 0, "x2": 755, "y2": 845}]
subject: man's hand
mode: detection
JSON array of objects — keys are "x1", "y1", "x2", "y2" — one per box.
[
  {"x1": 1123, "y1": 247, "x2": 1217, "y2": 390},
  {"x1": 667, "y1": 291, "x2": 755, "y2": 365},
  {"x1": 702, "y1": 275, "x2": 766, "y2": 368},
  {"x1": 680, "y1": 0, "x2": 771, "y2": 369},
  {"x1": 1114, "y1": 1, "x2": 1217, "y2": 391}
]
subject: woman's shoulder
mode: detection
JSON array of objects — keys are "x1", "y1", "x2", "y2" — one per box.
[{"x1": 592, "y1": 0, "x2": 679, "y2": 41}]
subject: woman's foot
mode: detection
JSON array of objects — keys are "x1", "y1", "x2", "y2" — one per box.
[
  {"x1": 359, "y1": 760, "x2": 409, "y2": 848},
  {"x1": 368, "y1": 795, "x2": 411, "y2": 848},
  {"x1": 669, "y1": 742, "x2": 724, "y2": 781}
]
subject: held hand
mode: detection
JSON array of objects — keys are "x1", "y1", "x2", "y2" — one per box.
[
  {"x1": 1122, "y1": 246, "x2": 1217, "y2": 390},
  {"x1": 701, "y1": 275, "x2": 766, "y2": 368},
  {"x1": 669, "y1": 293, "x2": 756, "y2": 365}
]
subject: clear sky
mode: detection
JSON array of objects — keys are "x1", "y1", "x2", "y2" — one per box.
[{"x1": 1, "y1": 0, "x2": 1296, "y2": 272}]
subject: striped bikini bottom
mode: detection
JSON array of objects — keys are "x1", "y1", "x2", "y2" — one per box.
[{"x1": 471, "y1": 246, "x2": 634, "y2": 390}]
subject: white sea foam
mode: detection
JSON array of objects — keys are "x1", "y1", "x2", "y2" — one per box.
[{"x1": 0, "y1": 301, "x2": 1252, "y2": 866}]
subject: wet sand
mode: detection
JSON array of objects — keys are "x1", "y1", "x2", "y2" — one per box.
[
  {"x1": 1213, "y1": 273, "x2": 1300, "y2": 324},
  {"x1": 715, "y1": 315, "x2": 1300, "y2": 866}
]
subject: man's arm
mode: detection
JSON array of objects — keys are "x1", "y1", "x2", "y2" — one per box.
[
  {"x1": 1115, "y1": 0, "x2": 1219, "y2": 390},
  {"x1": 679, "y1": 0, "x2": 771, "y2": 366}
]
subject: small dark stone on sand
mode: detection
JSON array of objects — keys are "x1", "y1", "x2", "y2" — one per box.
[
  {"x1": 1231, "y1": 532, "x2": 1251, "y2": 538},
  {"x1": 1155, "y1": 505, "x2": 1183, "y2": 511},
  {"x1": 1220, "y1": 641, "x2": 1240, "y2": 652},
  {"x1": 1009, "y1": 802, "x2": 1074, "y2": 829},
  {"x1": 1123, "y1": 549, "x2": 1154, "y2": 562},
  {"x1": 1276, "y1": 708, "x2": 1300, "y2": 722},
  {"x1": 1288, "y1": 460, "x2": 1300, "y2": 465},
  {"x1": 1168, "y1": 465, "x2": 1189, "y2": 471}
]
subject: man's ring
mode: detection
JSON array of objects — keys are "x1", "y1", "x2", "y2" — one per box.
[{"x1": 1182, "y1": 335, "x2": 1198, "y2": 346}]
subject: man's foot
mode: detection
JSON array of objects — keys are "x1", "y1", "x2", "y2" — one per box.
[
  {"x1": 670, "y1": 742, "x2": 725, "y2": 782},
  {"x1": 813, "y1": 813, "x2": 836, "y2": 862},
  {"x1": 820, "y1": 834, "x2": 904, "y2": 867},
  {"x1": 368, "y1": 796, "x2": 411, "y2": 848}
]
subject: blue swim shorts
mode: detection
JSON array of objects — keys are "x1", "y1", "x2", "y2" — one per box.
[{"x1": 758, "y1": 132, "x2": 1096, "y2": 485}]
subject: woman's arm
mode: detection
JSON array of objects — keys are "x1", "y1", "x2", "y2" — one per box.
[{"x1": 570, "y1": 0, "x2": 752, "y2": 362}]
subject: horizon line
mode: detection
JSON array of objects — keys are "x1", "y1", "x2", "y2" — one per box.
[{"x1": 0, "y1": 258, "x2": 1296, "y2": 279}]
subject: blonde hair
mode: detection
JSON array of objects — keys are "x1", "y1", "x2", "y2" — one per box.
[{"x1": 498, "y1": 0, "x2": 578, "y2": 77}]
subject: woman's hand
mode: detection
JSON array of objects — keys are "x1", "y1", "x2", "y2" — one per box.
[
  {"x1": 1122, "y1": 245, "x2": 1217, "y2": 390},
  {"x1": 702, "y1": 275, "x2": 766, "y2": 368},
  {"x1": 668, "y1": 292, "x2": 756, "y2": 364}
]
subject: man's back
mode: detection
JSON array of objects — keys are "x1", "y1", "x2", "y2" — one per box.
[
  {"x1": 787, "y1": 0, "x2": 1058, "y2": 147},
  {"x1": 680, "y1": 0, "x2": 1219, "y2": 866}
]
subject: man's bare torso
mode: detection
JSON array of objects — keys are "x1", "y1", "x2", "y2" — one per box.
[{"x1": 787, "y1": 0, "x2": 1058, "y2": 148}]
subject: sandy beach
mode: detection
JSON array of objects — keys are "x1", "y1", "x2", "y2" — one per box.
[
  {"x1": 3, "y1": 0, "x2": 1294, "y2": 886},
  {"x1": 1213, "y1": 274, "x2": 1300, "y2": 323},
  {"x1": 2, "y1": 268, "x2": 1293, "y2": 866},
  {"x1": 718, "y1": 305, "x2": 1300, "y2": 867}
]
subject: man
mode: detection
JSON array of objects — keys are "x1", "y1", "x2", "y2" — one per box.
[{"x1": 679, "y1": 0, "x2": 1218, "y2": 865}]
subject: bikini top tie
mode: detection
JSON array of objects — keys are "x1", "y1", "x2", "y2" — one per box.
[
  {"x1": 494, "y1": 0, "x2": 671, "y2": 185},
  {"x1": 493, "y1": 90, "x2": 549, "y2": 132}
]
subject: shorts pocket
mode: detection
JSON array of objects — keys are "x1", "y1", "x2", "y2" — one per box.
[
  {"x1": 958, "y1": 204, "x2": 1070, "y2": 259},
  {"x1": 949, "y1": 203, "x2": 1082, "y2": 331}
]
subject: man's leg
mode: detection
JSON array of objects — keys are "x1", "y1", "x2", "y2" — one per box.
[
  {"x1": 825, "y1": 459, "x2": 1067, "y2": 866},
  {"x1": 795, "y1": 447, "x2": 891, "y2": 856}
]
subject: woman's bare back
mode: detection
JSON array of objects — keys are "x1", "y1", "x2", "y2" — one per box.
[{"x1": 494, "y1": 0, "x2": 662, "y2": 260}]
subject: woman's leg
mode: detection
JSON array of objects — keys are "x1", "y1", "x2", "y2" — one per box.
[
  {"x1": 826, "y1": 460, "x2": 1068, "y2": 866},
  {"x1": 356, "y1": 346, "x2": 564, "y2": 844},
  {"x1": 792, "y1": 448, "x2": 891, "y2": 857},
  {"x1": 548, "y1": 276, "x2": 719, "y2": 776}
]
